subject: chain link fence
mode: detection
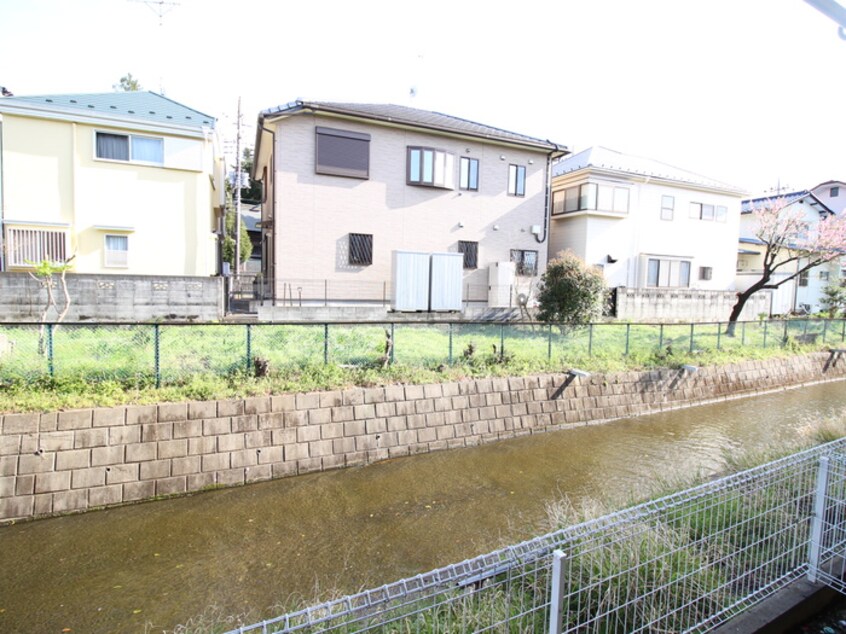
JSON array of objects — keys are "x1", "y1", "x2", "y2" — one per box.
[
  {"x1": 228, "y1": 438, "x2": 846, "y2": 634},
  {"x1": 0, "y1": 319, "x2": 843, "y2": 386}
]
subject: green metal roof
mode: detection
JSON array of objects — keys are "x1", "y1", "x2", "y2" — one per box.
[{"x1": 0, "y1": 91, "x2": 214, "y2": 129}]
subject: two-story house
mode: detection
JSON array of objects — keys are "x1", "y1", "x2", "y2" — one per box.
[
  {"x1": 252, "y1": 101, "x2": 567, "y2": 313},
  {"x1": 548, "y1": 147, "x2": 752, "y2": 320},
  {"x1": 0, "y1": 91, "x2": 221, "y2": 275}
]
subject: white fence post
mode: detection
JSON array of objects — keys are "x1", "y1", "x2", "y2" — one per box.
[
  {"x1": 548, "y1": 550, "x2": 567, "y2": 634},
  {"x1": 808, "y1": 456, "x2": 830, "y2": 583}
]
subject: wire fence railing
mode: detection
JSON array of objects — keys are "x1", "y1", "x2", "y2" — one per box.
[
  {"x1": 227, "y1": 438, "x2": 846, "y2": 634},
  {"x1": 0, "y1": 318, "x2": 844, "y2": 386}
]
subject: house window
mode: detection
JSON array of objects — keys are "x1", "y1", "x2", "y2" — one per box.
[
  {"x1": 661, "y1": 195, "x2": 674, "y2": 220},
  {"x1": 552, "y1": 190, "x2": 565, "y2": 215},
  {"x1": 95, "y1": 132, "x2": 163, "y2": 164},
  {"x1": 408, "y1": 147, "x2": 454, "y2": 189},
  {"x1": 699, "y1": 266, "x2": 713, "y2": 281},
  {"x1": 716, "y1": 206, "x2": 728, "y2": 222},
  {"x1": 799, "y1": 270, "x2": 809, "y2": 287},
  {"x1": 104, "y1": 235, "x2": 129, "y2": 268},
  {"x1": 5, "y1": 227, "x2": 67, "y2": 267},
  {"x1": 459, "y1": 157, "x2": 479, "y2": 191},
  {"x1": 348, "y1": 233, "x2": 373, "y2": 266},
  {"x1": 315, "y1": 127, "x2": 370, "y2": 179},
  {"x1": 689, "y1": 201, "x2": 726, "y2": 222},
  {"x1": 507, "y1": 165, "x2": 526, "y2": 197},
  {"x1": 646, "y1": 258, "x2": 691, "y2": 287},
  {"x1": 510, "y1": 249, "x2": 538, "y2": 276},
  {"x1": 820, "y1": 270, "x2": 830, "y2": 281},
  {"x1": 458, "y1": 240, "x2": 478, "y2": 269},
  {"x1": 552, "y1": 183, "x2": 630, "y2": 214},
  {"x1": 831, "y1": 186, "x2": 840, "y2": 197},
  {"x1": 564, "y1": 186, "x2": 579, "y2": 212}
]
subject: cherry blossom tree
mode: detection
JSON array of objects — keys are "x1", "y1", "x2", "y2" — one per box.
[{"x1": 727, "y1": 197, "x2": 846, "y2": 334}]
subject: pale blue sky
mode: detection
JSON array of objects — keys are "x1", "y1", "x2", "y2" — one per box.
[{"x1": 1, "y1": 0, "x2": 843, "y2": 194}]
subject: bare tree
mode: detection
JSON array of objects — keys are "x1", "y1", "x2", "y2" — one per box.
[{"x1": 28, "y1": 257, "x2": 74, "y2": 354}]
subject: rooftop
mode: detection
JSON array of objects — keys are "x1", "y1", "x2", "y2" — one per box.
[
  {"x1": 552, "y1": 146, "x2": 744, "y2": 194},
  {"x1": 0, "y1": 91, "x2": 215, "y2": 130},
  {"x1": 259, "y1": 100, "x2": 566, "y2": 153}
]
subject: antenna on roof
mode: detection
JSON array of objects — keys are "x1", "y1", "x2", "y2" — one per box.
[{"x1": 128, "y1": 0, "x2": 180, "y2": 26}]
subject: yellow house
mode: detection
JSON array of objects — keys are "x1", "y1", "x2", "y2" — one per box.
[{"x1": 0, "y1": 91, "x2": 222, "y2": 275}]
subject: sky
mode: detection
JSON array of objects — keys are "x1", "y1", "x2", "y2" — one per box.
[{"x1": 0, "y1": 0, "x2": 844, "y2": 195}]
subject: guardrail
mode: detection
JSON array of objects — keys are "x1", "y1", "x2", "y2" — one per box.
[{"x1": 228, "y1": 438, "x2": 846, "y2": 633}]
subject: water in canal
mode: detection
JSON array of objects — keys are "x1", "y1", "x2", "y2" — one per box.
[{"x1": 2, "y1": 381, "x2": 846, "y2": 633}]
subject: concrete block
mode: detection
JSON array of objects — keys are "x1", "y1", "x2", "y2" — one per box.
[
  {"x1": 270, "y1": 394, "x2": 296, "y2": 412},
  {"x1": 140, "y1": 459, "x2": 172, "y2": 480},
  {"x1": 188, "y1": 401, "x2": 217, "y2": 420},
  {"x1": 388, "y1": 416, "x2": 409, "y2": 431},
  {"x1": 486, "y1": 393, "x2": 503, "y2": 407},
  {"x1": 271, "y1": 428, "x2": 296, "y2": 445},
  {"x1": 0, "y1": 475, "x2": 14, "y2": 497},
  {"x1": 257, "y1": 412, "x2": 285, "y2": 430},
  {"x1": 217, "y1": 400, "x2": 245, "y2": 417},
  {"x1": 355, "y1": 435, "x2": 377, "y2": 451},
  {"x1": 320, "y1": 422, "x2": 344, "y2": 439},
  {"x1": 125, "y1": 405, "x2": 157, "y2": 425},
  {"x1": 364, "y1": 387, "x2": 386, "y2": 404},
  {"x1": 375, "y1": 402, "x2": 396, "y2": 418},
  {"x1": 33, "y1": 493, "x2": 52, "y2": 516},
  {"x1": 296, "y1": 426, "x2": 320, "y2": 443},
  {"x1": 404, "y1": 385, "x2": 424, "y2": 400},
  {"x1": 126, "y1": 442, "x2": 157, "y2": 463},
  {"x1": 284, "y1": 411, "x2": 307, "y2": 427},
  {"x1": 285, "y1": 443, "x2": 308, "y2": 461},
  {"x1": 417, "y1": 427, "x2": 437, "y2": 443},
  {"x1": 272, "y1": 462, "x2": 297, "y2": 478},
  {"x1": 395, "y1": 401, "x2": 414, "y2": 416},
  {"x1": 437, "y1": 426, "x2": 456, "y2": 440},
  {"x1": 0, "y1": 495, "x2": 33, "y2": 520},
  {"x1": 19, "y1": 453, "x2": 55, "y2": 474},
  {"x1": 425, "y1": 412, "x2": 446, "y2": 427},
  {"x1": 344, "y1": 420, "x2": 366, "y2": 436},
  {"x1": 52, "y1": 489, "x2": 89, "y2": 513},
  {"x1": 245, "y1": 465, "x2": 272, "y2": 483},
  {"x1": 2, "y1": 413, "x2": 39, "y2": 434},
  {"x1": 216, "y1": 468, "x2": 244, "y2": 486},
  {"x1": 257, "y1": 446, "x2": 284, "y2": 464},
  {"x1": 156, "y1": 476, "x2": 187, "y2": 496},
  {"x1": 203, "y1": 417, "x2": 231, "y2": 436},
  {"x1": 71, "y1": 467, "x2": 106, "y2": 489},
  {"x1": 245, "y1": 430, "x2": 272, "y2": 448},
  {"x1": 296, "y1": 392, "x2": 321, "y2": 410},
  {"x1": 243, "y1": 397, "x2": 271, "y2": 415},
  {"x1": 202, "y1": 453, "x2": 230, "y2": 472},
  {"x1": 343, "y1": 389, "x2": 365, "y2": 405},
  {"x1": 231, "y1": 415, "x2": 257, "y2": 433},
  {"x1": 230, "y1": 449, "x2": 258, "y2": 468},
  {"x1": 189, "y1": 436, "x2": 216, "y2": 455},
  {"x1": 217, "y1": 433, "x2": 245, "y2": 452},
  {"x1": 35, "y1": 471, "x2": 71, "y2": 494},
  {"x1": 0, "y1": 434, "x2": 21, "y2": 456},
  {"x1": 319, "y1": 391, "x2": 343, "y2": 408},
  {"x1": 57, "y1": 409, "x2": 93, "y2": 431},
  {"x1": 106, "y1": 462, "x2": 140, "y2": 484},
  {"x1": 74, "y1": 428, "x2": 108, "y2": 449},
  {"x1": 142, "y1": 423, "x2": 173, "y2": 442},
  {"x1": 38, "y1": 431, "x2": 75, "y2": 452},
  {"x1": 309, "y1": 440, "x2": 334, "y2": 457},
  {"x1": 89, "y1": 485, "x2": 123, "y2": 507},
  {"x1": 366, "y1": 418, "x2": 387, "y2": 434},
  {"x1": 109, "y1": 425, "x2": 141, "y2": 446},
  {"x1": 389, "y1": 446, "x2": 410, "y2": 459},
  {"x1": 186, "y1": 472, "x2": 215, "y2": 492},
  {"x1": 414, "y1": 399, "x2": 434, "y2": 414},
  {"x1": 309, "y1": 408, "x2": 332, "y2": 425},
  {"x1": 15, "y1": 474, "x2": 35, "y2": 496},
  {"x1": 39, "y1": 412, "x2": 58, "y2": 432},
  {"x1": 297, "y1": 457, "x2": 322, "y2": 473},
  {"x1": 0, "y1": 456, "x2": 17, "y2": 476},
  {"x1": 173, "y1": 420, "x2": 202, "y2": 438},
  {"x1": 322, "y1": 454, "x2": 345, "y2": 470},
  {"x1": 158, "y1": 402, "x2": 188, "y2": 422},
  {"x1": 171, "y1": 456, "x2": 201, "y2": 476},
  {"x1": 354, "y1": 404, "x2": 376, "y2": 420},
  {"x1": 332, "y1": 406, "x2": 354, "y2": 423},
  {"x1": 384, "y1": 385, "x2": 405, "y2": 402}
]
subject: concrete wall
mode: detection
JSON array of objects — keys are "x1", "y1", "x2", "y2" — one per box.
[
  {"x1": 262, "y1": 113, "x2": 551, "y2": 303},
  {"x1": 2, "y1": 352, "x2": 843, "y2": 522},
  {"x1": 0, "y1": 273, "x2": 223, "y2": 322},
  {"x1": 614, "y1": 286, "x2": 771, "y2": 321}
]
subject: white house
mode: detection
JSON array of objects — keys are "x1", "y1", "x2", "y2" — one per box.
[
  {"x1": 737, "y1": 191, "x2": 840, "y2": 315},
  {"x1": 252, "y1": 101, "x2": 567, "y2": 315},
  {"x1": 548, "y1": 147, "x2": 753, "y2": 320},
  {"x1": 810, "y1": 180, "x2": 846, "y2": 216}
]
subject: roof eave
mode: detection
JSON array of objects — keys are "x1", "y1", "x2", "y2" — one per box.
[{"x1": 553, "y1": 165, "x2": 745, "y2": 196}]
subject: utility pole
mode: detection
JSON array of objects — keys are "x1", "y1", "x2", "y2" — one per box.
[{"x1": 234, "y1": 97, "x2": 242, "y2": 278}]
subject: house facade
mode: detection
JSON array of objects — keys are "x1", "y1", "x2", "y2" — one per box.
[
  {"x1": 0, "y1": 92, "x2": 222, "y2": 276},
  {"x1": 810, "y1": 180, "x2": 846, "y2": 216},
  {"x1": 549, "y1": 147, "x2": 745, "y2": 292},
  {"x1": 737, "y1": 191, "x2": 840, "y2": 315},
  {"x1": 252, "y1": 101, "x2": 566, "y2": 311}
]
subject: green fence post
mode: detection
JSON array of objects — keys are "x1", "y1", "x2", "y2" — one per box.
[
  {"x1": 763, "y1": 320, "x2": 768, "y2": 348},
  {"x1": 449, "y1": 323, "x2": 454, "y2": 365},
  {"x1": 588, "y1": 324, "x2": 594, "y2": 357},
  {"x1": 246, "y1": 324, "x2": 252, "y2": 374},
  {"x1": 154, "y1": 324, "x2": 161, "y2": 388},
  {"x1": 390, "y1": 323, "x2": 395, "y2": 365},
  {"x1": 499, "y1": 324, "x2": 505, "y2": 360},
  {"x1": 842, "y1": 319, "x2": 845, "y2": 342},
  {"x1": 783, "y1": 321, "x2": 789, "y2": 347},
  {"x1": 547, "y1": 324, "x2": 552, "y2": 361},
  {"x1": 823, "y1": 320, "x2": 828, "y2": 344},
  {"x1": 716, "y1": 322, "x2": 721, "y2": 350},
  {"x1": 689, "y1": 323, "x2": 695, "y2": 353},
  {"x1": 658, "y1": 324, "x2": 664, "y2": 350},
  {"x1": 741, "y1": 321, "x2": 746, "y2": 347},
  {"x1": 625, "y1": 323, "x2": 630, "y2": 356},
  {"x1": 803, "y1": 319, "x2": 809, "y2": 338},
  {"x1": 47, "y1": 323, "x2": 54, "y2": 378},
  {"x1": 323, "y1": 324, "x2": 329, "y2": 365}
]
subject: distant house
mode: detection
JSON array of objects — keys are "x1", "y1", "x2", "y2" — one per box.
[
  {"x1": 809, "y1": 180, "x2": 846, "y2": 216},
  {"x1": 0, "y1": 91, "x2": 222, "y2": 275},
  {"x1": 252, "y1": 100, "x2": 567, "y2": 313},
  {"x1": 241, "y1": 204, "x2": 262, "y2": 273},
  {"x1": 737, "y1": 191, "x2": 840, "y2": 315}
]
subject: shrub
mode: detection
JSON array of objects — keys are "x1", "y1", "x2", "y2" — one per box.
[{"x1": 536, "y1": 251, "x2": 606, "y2": 326}]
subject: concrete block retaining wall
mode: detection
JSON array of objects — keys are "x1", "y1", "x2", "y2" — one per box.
[
  {"x1": 1, "y1": 352, "x2": 844, "y2": 522},
  {"x1": 614, "y1": 287, "x2": 771, "y2": 322},
  {"x1": 0, "y1": 273, "x2": 223, "y2": 322}
]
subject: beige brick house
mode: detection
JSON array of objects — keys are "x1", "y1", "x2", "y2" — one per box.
[{"x1": 252, "y1": 101, "x2": 567, "y2": 313}]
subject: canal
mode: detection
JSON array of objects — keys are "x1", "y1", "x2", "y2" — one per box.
[{"x1": 2, "y1": 381, "x2": 845, "y2": 633}]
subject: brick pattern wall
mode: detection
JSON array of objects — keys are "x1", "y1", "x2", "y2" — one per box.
[{"x1": 1, "y1": 352, "x2": 844, "y2": 522}]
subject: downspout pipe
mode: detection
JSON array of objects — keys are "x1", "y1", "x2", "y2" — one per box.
[
  {"x1": 0, "y1": 114, "x2": 5, "y2": 272},
  {"x1": 258, "y1": 122, "x2": 277, "y2": 301},
  {"x1": 536, "y1": 142, "x2": 566, "y2": 245}
]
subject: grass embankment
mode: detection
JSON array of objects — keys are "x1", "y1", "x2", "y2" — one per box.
[{"x1": 169, "y1": 408, "x2": 846, "y2": 634}]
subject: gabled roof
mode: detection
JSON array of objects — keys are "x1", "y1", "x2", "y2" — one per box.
[
  {"x1": 0, "y1": 91, "x2": 214, "y2": 130},
  {"x1": 258, "y1": 100, "x2": 566, "y2": 154},
  {"x1": 552, "y1": 146, "x2": 744, "y2": 195},
  {"x1": 741, "y1": 191, "x2": 835, "y2": 215}
]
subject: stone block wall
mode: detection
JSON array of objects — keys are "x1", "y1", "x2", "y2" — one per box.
[
  {"x1": 1, "y1": 352, "x2": 844, "y2": 521},
  {"x1": 614, "y1": 286, "x2": 771, "y2": 321}
]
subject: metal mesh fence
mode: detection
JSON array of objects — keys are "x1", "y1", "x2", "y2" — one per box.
[
  {"x1": 0, "y1": 319, "x2": 843, "y2": 387},
  {"x1": 228, "y1": 438, "x2": 846, "y2": 634}
]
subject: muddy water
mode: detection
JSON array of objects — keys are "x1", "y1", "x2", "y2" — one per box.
[{"x1": 2, "y1": 382, "x2": 846, "y2": 633}]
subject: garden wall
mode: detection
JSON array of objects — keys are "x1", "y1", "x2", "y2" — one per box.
[
  {"x1": 1, "y1": 352, "x2": 845, "y2": 522},
  {"x1": 0, "y1": 273, "x2": 223, "y2": 322},
  {"x1": 614, "y1": 287, "x2": 771, "y2": 321}
]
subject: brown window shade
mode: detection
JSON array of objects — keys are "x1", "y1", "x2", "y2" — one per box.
[{"x1": 315, "y1": 127, "x2": 370, "y2": 179}]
